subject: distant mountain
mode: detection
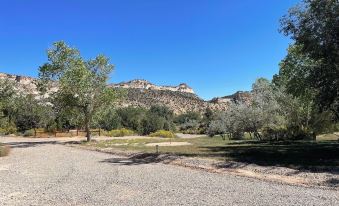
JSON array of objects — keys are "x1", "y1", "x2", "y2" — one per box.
[{"x1": 0, "y1": 72, "x2": 250, "y2": 114}]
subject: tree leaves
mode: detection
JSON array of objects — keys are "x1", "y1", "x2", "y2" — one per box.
[{"x1": 279, "y1": 0, "x2": 339, "y2": 118}]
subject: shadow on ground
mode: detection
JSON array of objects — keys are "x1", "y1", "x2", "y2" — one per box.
[
  {"x1": 4, "y1": 141, "x2": 61, "y2": 149},
  {"x1": 198, "y1": 140, "x2": 339, "y2": 174},
  {"x1": 100, "y1": 153, "x2": 178, "y2": 166},
  {"x1": 323, "y1": 178, "x2": 339, "y2": 187}
]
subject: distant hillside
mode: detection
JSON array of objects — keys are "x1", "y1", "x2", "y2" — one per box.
[{"x1": 0, "y1": 72, "x2": 250, "y2": 114}]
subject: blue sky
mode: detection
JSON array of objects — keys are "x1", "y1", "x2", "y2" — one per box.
[{"x1": 0, "y1": 0, "x2": 298, "y2": 100}]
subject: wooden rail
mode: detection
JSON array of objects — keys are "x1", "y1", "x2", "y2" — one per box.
[{"x1": 33, "y1": 128, "x2": 101, "y2": 137}]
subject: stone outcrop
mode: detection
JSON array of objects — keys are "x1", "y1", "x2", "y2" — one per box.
[{"x1": 209, "y1": 91, "x2": 252, "y2": 104}]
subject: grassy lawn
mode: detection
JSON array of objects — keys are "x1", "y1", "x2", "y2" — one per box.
[{"x1": 84, "y1": 134, "x2": 339, "y2": 171}]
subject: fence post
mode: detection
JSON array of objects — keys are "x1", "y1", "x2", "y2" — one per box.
[
  {"x1": 99, "y1": 128, "x2": 101, "y2": 136},
  {"x1": 77, "y1": 128, "x2": 79, "y2": 136},
  {"x1": 55, "y1": 131, "x2": 57, "y2": 137},
  {"x1": 34, "y1": 128, "x2": 36, "y2": 137}
]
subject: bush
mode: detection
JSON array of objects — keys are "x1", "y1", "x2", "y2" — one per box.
[
  {"x1": 106, "y1": 128, "x2": 135, "y2": 137},
  {"x1": 261, "y1": 127, "x2": 314, "y2": 141},
  {"x1": 0, "y1": 144, "x2": 10, "y2": 157},
  {"x1": 139, "y1": 113, "x2": 166, "y2": 135},
  {"x1": 94, "y1": 109, "x2": 122, "y2": 131},
  {"x1": 23, "y1": 129, "x2": 35, "y2": 137},
  {"x1": 149, "y1": 130, "x2": 176, "y2": 138},
  {"x1": 116, "y1": 107, "x2": 146, "y2": 131},
  {"x1": 175, "y1": 112, "x2": 201, "y2": 124},
  {"x1": 149, "y1": 105, "x2": 174, "y2": 121},
  {"x1": 179, "y1": 119, "x2": 200, "y2": 134},
  {"x1": 44, "y1": 123, "x2": 57, "y2": 133},
  {"x1": 0, "y1": 124, "x2": 17, "y2": 135}
]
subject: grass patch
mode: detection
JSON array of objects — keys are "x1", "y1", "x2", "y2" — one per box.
[
  {"x1": 149, "y1": 130, "x2": 177, "y2": 138},
  {"x1": 83, "y1": 135, "x2": 339, "y2": 171},
  {"x1": 0, "y1": 144, "x2": 10, "y2": 157}
]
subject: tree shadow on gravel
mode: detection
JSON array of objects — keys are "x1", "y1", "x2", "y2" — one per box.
[
  {"x1": 200, "y1": 140, "x2": 339, "y2": 174},
  {"x1": 100, "y1": 153, "x2": 178, "y2": 166},
  {"x1": 4, "y1": 141, "x2": 60, "y2": 149},
  {"x1": 323, "y1": 178, "x2": 339, "y2": 187}
]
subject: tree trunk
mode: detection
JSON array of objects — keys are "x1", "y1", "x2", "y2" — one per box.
[
  {"x1": 86, "y1": 125, "x2": 91, "y2": 141},
  {"x1": 254, "y1": 132, "x2": 262, "y2": 141},
  {"x1": 84, "y1": 112, "x2": 91, "y2": 142}
]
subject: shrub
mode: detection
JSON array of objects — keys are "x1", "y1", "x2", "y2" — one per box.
[
  {"x1": 94, "y1": 108, "x2": 122, "y2": 131},
  {"x1": 261, "y1": 127, "x2": 314, "y2": 141},
  {"x1": 179, "y1": 119, "x2": 200, "y2": 134},
  {"x1": 149, "y1": 105, "x2": 174, "y2": 121},
  {"x1": 116, "y1": 107, "x2": 146, "y2": 131},
  {"x1": 106, "y1": 128, "x2": 135, "y2": 137},
  {"x1": 139, "y1": 113, "x2": 166, "y2": 135},
  {"x1": 0, "y1": 124, "x2": 17, "y2": 135},
  {"x1": 44, "y1": 123, "x2": 57, "y2": 133},
  {"x1": 23, "y1": 129, "x2": 35, "y2": 137},
  {"x1": 149, "y1": 130, "x2": 176, "y2": 138},
  {"x1": 175, "y1": 112, "x2": 201, "y2": 124},
  {"x1": 0, "y1": 144, "x2": 10, "y2": 157}
]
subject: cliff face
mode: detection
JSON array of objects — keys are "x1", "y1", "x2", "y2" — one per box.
[
  {"x1": 0, "y1": 72, "x2": 249, "y2": 114},
  {"x1": 0, "y1": 72, "x2": 58, "y2": 98},
  {"x1": 117, "y1": 88, "x2": 229, "y2": 114},
  {"x1": 0, "y1": 72, "x2": 39, "y2": 95},
  {"x1": 209, "y1": 91, "x2": 252, "y2": 104},
  {"x1": 109, "y1": 80, "x2": 195, "y2": 94}
]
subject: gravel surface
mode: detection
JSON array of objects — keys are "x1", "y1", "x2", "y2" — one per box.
[{"x1": 0, "y1": 138, "x2": 338, "y2": 205}]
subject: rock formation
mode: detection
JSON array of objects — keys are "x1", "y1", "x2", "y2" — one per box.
[{"x1": 0, "y1": 72, "x2": 250, "y2": 114}]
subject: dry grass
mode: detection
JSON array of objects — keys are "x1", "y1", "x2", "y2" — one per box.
[
  {"x1": 317, "y1": 133, "x2": 339, "y2": 141},
  {"x1": 0, "y1": 144, "x2": 10, "y2": 157},
  {"x1": 82, "y1": 135, "x2": 339, "y2": 171}
]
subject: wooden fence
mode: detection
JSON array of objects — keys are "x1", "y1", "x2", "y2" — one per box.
[{"x1": 33, "y1": 129, "x2": 101, "y2": 138}]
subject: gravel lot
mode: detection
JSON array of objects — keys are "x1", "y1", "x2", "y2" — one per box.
[{"x1": 0, "y1": 137, "x2": 338, "y2": 206}]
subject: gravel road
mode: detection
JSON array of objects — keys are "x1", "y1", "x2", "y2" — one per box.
[{"x1": 0, "y1": 138, "x2": 338, "y2": 206}]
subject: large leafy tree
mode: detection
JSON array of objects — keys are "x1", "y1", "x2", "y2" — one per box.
[
  {"x1": 209, "y1": 78, "x2": 285, "y2": 140},
  {"x1": 273, "y1": 45, "x2": 317, "y2": 129},
  {"x1": 279, "y1": 0, "x2": 339, "y2": 119},
  {"x1": 39, "y1": 41, "x2": 118, "y2": 141}
]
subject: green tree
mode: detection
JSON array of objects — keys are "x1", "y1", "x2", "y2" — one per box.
[
  {"x1": 93, "y1": 108, "x2": 122, "y2": 131},
  {"x1": 14, "y1": 94, "x2": 54, "y2": 132},
  {"x1": 140, "y1": 113, "x2": 166, "y2": 135},
  {"x1": 39, "y1": 41, "x2": 118, "y2": 141},
  {"x1": 0, "y1": 79, "x2": 17, "y2": 123},
  {"x1": 280, "y1": 0, "x2": 339, "y2": 119},
  {"x1": 149, "y1": 105, "x2": 174, "y2": 122},
  {"x1": 175, "y1": 111, "x2": 201, "y2": 124},
  {"x1": 116, "y1": 107, "x2": 146, "y2": 132},
  {"x1": 150, "y1": 105, "x2": 175, "y2": 131}
]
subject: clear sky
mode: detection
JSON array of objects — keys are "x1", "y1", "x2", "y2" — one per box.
[{"x1": 0, "y1": 0, "x2": 298, "y2": 100}]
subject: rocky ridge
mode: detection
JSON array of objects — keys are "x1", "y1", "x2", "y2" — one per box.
[
  {"x1": 109, "y1": 79, "x2": 195, "y2": 94},
  {"x1": 0, "y1": 72, "x2": 250, "y2": 114}
]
